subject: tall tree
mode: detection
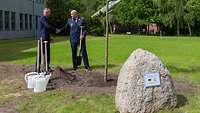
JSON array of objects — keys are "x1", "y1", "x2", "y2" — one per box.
[
  {"x1": 185, "y1": 0, "x2": 200, "y2": 36},
  {"x1": 172, "y1": 0, "x2": 186, "y2": 35},
  {"x1": 115, "y1": 0, "x2": 154, "y2": 26},
  {"x1": 46, "y1": 0, "x2": 68, "y2": 26},
  {"x1": 153, "y1": 0, "x2": 188, "y2": 35}
]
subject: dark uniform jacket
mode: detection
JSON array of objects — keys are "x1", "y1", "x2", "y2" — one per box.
[
  {"x1": 37, "y1": 16, "x2": 55, "y2": 41},
  {"x1": 61, "y1": 17, "x2": 87, "y2": 43}
]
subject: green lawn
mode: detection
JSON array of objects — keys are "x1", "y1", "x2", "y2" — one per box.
[{"x1": 0, "y1": 35, "x2": 200, "y2": 113}]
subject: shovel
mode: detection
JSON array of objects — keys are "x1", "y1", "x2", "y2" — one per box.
[
  {"x1": 77, "y1": 26, "x2": 84, "y2": 66},
  {"x1": 40, "y1": 38, "x2": 45, "y2": 72},
  {"x1": 36, "y1": 40, "x2": 40, "y2": 73},
  {"x1": 44, "y1": 41, "x2": 48, "y2": 73},
  {"x1": 77, "y1": 40, "x2": 82, "y2": 66}
]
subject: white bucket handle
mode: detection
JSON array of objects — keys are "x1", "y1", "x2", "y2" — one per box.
[
  {"x1": 46, "y1": 74, "x2": 51, "y2": 80},
  {"x1": 45, "y1": 74, "x2": 51, "y2": 85},
  {"x1": 24, "y1": 72, "x2": 38, "y2": 83}
]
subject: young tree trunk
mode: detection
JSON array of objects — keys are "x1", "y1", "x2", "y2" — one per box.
[{"x1": 187, "y1": 23, "x2": 192, "y2": 36}]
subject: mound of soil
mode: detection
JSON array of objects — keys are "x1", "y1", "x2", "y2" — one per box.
[
  {"x1": 51, "y1": 67, "x2": 116, "y2": 87},
  {"x1": 46, "y1": 67, "x2": 117, "y2": 94}
]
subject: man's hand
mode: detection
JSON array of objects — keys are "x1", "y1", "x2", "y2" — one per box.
[
  {"x1": 80, "y1": 35, "x2": 84, "y2": 40},
  {"x1": 56, "y1": 29, "x2": 60, "y2": 34}
]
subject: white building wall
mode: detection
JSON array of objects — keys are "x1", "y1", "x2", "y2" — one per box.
[{"x1": 0, "y1": 0, "x2": 46, "y2": 39}]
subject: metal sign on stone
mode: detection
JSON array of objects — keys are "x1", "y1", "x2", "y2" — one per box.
[{"x1": 144, "y1": 72, "x2": 161, "y2": 88}]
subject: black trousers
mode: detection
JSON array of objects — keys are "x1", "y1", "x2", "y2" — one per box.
[
  {"x1": 70, "y1": 39, "x2": 90, "y2": 69},
  {"x1": 35, "y1": 40, "x2": 50, "y2": 72}
]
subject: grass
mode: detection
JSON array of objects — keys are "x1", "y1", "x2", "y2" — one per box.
[
  {"x1": 0, "y1": 35, "x2": 200, "y2": 113},
  {"x1": 0, "y1": 85, "x2": 18, "y2": 106},
  {"x1": 17, "y1": 91, "x2": 116, "y2": 113}
]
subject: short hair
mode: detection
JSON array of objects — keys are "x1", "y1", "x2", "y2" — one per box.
[
  {"x1": 43, "y1": 8, "x2": 51, "y2": 14},
  {"x1": 71, "y1": 10, "x2": 78, "y2": 14}
]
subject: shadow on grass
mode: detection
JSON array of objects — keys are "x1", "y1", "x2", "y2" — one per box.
[
  {"x1": 77, "y1": 64, "x2": 117, "y2": 70},
  {"x1": 0, "y1": 51, "x2": 36, "y2": 61},
  {"x1": 91, "y1": 64, "x2": 118, "y2": 69},
  {"x1": 0, "y1": 36, "x2": 67, "y2": 62},
  {"x1": 176, "y1": 94, "x2": 188, "y2": 108},
  {"x1": 167, "y1": 65, "x2": 200, "y2": 73}
]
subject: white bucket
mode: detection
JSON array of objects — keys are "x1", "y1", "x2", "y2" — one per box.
[
  {"x1": 24, "y1": 72, "x2": 40, "y2": 89},
  {"x1": 34, "y1": 74, "x2": 51, "y2": 93}
]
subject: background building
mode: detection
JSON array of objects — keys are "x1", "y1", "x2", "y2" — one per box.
[{"x1": 0, "y1": 0, "x2": 46, "y2": 39}]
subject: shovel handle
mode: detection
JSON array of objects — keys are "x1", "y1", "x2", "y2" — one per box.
[
  {"x1": 44, "y1": 41, "x2": 48, "y2": 73},
  {"x1": 36, "y1": 40, "x2": 40, "y2": 73},
  {"x1": 80, "y1": 26, "x2": 84, "y2": 36},
  {"x1": 79, "y1": 40, "x2": 82, "y2": 51},
  {"x1": 79, "y1": 26, "x2": 84, "y2": 51},
  {"x1": 40, "y1": 38, "x2": 44, "y2": 72}
]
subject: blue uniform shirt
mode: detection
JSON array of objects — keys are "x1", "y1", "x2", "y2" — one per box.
[{"x1": 61, "y1": 17, "x2": 87, "y2": 43}]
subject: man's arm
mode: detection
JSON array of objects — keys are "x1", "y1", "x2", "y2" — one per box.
[
  {"x1": 41, "y1": 17, "x2": 55, "y2": 31},
  {"x1": 58, "y1": 20, "x2": 69, "y2": 33}
]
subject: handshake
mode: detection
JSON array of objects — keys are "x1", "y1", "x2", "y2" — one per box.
[{"x1": 55, "y1": 29, "x2": 61, "y2": 34}]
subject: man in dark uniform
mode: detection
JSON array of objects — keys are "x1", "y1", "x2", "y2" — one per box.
[
  {"x1": 59, "y1": 10, "x2": 91, "y2": 71},
  {"x1": 36, "y1": 8, "x2": 56, "y2": 72}
]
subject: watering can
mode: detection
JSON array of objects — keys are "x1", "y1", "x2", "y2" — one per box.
[
  {"x1": 34, "y1": 73, "x2": 51, "y2": 93},
  {"x1": 25, "y1": 72, "x2": 51, "y2": 93},
  {"x1": 25, "y1": 40, "x2": 52, "y2": 93},
  {"x1": 24, "y1": 72, "x2": 41, "y2": 89}
]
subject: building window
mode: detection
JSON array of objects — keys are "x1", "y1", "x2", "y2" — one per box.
[
  {"x1": 0, "y1": 10, "x2": 3, "y2": 31},
  {"x1": 4, "y1": 11, "x2": 10, "y2": 31},
  {"x1": 36, "y1": 16, "x2": 38, "y2": 30},
  {"x1": 11, "y1": 12, "x2": 16, "y2": 31},
  {"x1": 25, "y1": 14, "x2": 28, "y2": 30},
  {"x1": 29, "y1": 15, "x2": 32, "y2": 30},
  {"x1": 20, "y1": 13, "x2": 24, "y2": 30}
]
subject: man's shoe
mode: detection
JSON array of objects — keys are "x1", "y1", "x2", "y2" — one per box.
[
  {"x1": 85, "y1": 68, "x2": 92, "y2": 72},
  {"x1": 72, "y1": 68, "x2": 77, "y2": 72}
]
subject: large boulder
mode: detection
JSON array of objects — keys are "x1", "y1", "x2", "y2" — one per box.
[{"x1": 116, "y1": 49, "x2": 177, "y2": 113}]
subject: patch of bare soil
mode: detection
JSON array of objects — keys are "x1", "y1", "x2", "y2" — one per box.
[
  {"x1": 0, "y1": 63, "x2": 117, "y2": 113},
  {"x1": 0, "y1": 63, "x2": 198, "y2": 95},
  {"x1": 49, "y1": 67, "x2": 117, "y2": 95},
  {"x1": 0, "y1": 63, "x2": 199, "y2": 95},
  {"x1": 0, "y1": 101, "x2": 17, "y2": 113},
  {"x1": 173, "y1": 79, "x2": 199, "y2": 96},
  {"x1": 0, "y1": 63, "x2": 199, "y2": 113},
  {"x1": 0, "y1": 63, "x2": 117, "y2": 95}
]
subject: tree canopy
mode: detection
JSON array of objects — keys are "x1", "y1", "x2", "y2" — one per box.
[{"x1": 47, "y1": 0, "x2": 200, "y2": 36}]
